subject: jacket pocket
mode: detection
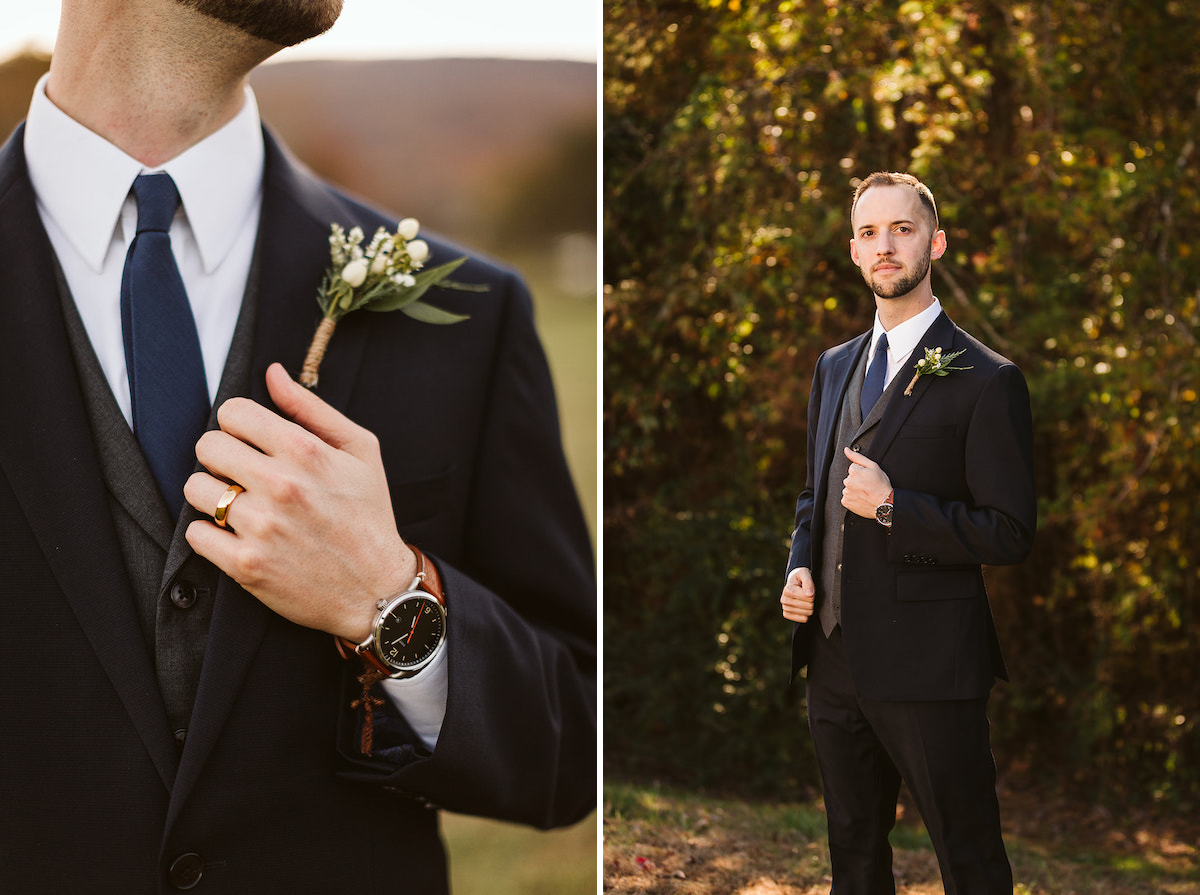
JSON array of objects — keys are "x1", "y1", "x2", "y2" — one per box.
[
  {"x1": 895, "y1": 568, "x2": 984, "y2": 601},
  {"x1": 390, "y1": 467, "x2": 454, "y2": 528}
]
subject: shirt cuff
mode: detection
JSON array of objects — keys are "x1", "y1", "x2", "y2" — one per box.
[{"x1": 377, "y1": 640, "x2": 448, "y2": 751}]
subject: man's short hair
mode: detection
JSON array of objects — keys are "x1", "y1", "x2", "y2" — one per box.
[{"x1": 851, "y1": 172, "x2": 939, "y2": 231}]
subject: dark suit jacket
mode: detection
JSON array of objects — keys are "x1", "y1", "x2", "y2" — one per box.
[
  {"x1": 787, "y1": 310, "x2": 1035, "y2": 701},
  {"x1": 0, "y1": 125, "x2": 595, "y2": 893}
]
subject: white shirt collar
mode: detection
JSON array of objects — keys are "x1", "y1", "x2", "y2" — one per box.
[
  {"x1": 870, "y1": 297, "x2": 943, "y2": 368},
  {"x1": 24, "y1": 73, "x2": 264, "y2": 275}
]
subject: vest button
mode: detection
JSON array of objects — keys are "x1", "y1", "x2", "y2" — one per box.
[
  {"x1": 170, "y1": 581, "x2": 197, "y2": 609},
  {"x1": 168, "y1": 852, "x2": 204, "y2": 889}
]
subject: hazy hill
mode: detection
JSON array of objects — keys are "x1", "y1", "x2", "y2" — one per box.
[
  {"x1": 0, "y1": 53, "x2": 596, "y2": 251},
  {"x1": 250, "y1": 58, "x2": 595, "y2": 247}
]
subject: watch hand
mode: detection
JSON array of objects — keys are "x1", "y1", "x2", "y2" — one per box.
[{"x1": 403, "y1": 613, "x2": 420, "y2": 644}]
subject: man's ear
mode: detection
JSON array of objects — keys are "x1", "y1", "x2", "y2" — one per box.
[
  {"x1": 931, "y1": 229, "x2": 947, "y2": 260},
  {"x1": 849, "y1": 238, "x2": 860, "y2": 265}
]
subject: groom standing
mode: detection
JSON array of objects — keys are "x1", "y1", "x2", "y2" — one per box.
[
  {"x1": 780, "y1": 172, "x2": 1035, "y2": 894},
  {"x1": 0, "y1": 1, "x2": 594, "y2": 891}
]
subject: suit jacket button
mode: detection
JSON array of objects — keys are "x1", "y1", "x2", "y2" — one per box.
[
  {"x1": 170, "y1": 581, "x2": 197, "y2": 609},
  {"x1": 168, "y1": 853, "x2": 204, "y2": 890}
]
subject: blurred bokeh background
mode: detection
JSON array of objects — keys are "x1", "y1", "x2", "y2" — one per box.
[
  {"x1": 604, "y1": 0, "x2": 1199, "y2": 870},
  {"x1": 2, "y1": 4, "x2": 596, "y2": 892}
]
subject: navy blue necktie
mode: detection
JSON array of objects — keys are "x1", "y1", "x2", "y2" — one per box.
[
  {"x1": 120, "y1": 173, "x2": 210, "y2": 517},
  {"x1": 860, "y1": 332, "x2": 889, "y2": 418}
]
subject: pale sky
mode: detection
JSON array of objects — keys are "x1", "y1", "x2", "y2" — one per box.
[{"x1": 1, "y1": 1, "x2": 597, "y2": 63}]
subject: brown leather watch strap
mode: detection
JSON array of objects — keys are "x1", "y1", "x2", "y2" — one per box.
[
  {"x1": 334, "y1": 545, "x2": 445, "y2": 752},
  {"x1": 410, "y1": 545, "x2": 444, "y2": 606},
  {"x1": 334, "y1": 545, "x2": 445, "y2": 661}
]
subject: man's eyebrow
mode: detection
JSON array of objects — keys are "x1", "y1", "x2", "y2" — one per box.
[{"x1": 856, "y1": 219, "x2": 917, "y2": 233}]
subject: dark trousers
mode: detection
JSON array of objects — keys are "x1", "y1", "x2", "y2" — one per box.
[{"x1": 806, "y1": 627, "x2": 1013, "y2": 895}]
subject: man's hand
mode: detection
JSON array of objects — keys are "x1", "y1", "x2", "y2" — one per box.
[
  {"x1": 184, "y1": 363, "x2": 416, "y2": 643},
  {"x1": 841, "y1": 448, "x2": 892, "y2": 520},
  {"x1": 781, "y1": 567, "x2": 815, "y2": 623}
]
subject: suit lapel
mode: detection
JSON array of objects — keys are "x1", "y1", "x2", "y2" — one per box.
[
  {"x1": 247, "y1": 131, "x2": 369, "y2": 414},
  {"x1": 0, "y1": 127, "x2": 178, "y2": 787},
  {"x1": 867, "y1": 310, "x2": 957, "y2": 461},
  {"x1": 816, "y1": 333, "x2": 869, "y2": 501},
  {"x1": 171, "y1": 130, "x2": 369, "y2": 808}
]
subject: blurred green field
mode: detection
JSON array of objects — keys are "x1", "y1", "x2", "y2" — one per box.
[
  {"x1": 445, "y1": 812, "x2": 597, "y2": 895},
  {"x1": 520, "y1": 249, "x2": 597, "y2": 538},
  {"x1": 441, "y1": 248, "x2": 598, "y2": 893}
]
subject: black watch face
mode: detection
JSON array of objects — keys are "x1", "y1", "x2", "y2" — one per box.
[{"x1": 377, "y1": 594, "x2": 445, "y2": 671}]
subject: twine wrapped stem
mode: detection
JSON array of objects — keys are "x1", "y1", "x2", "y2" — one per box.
[{"x1": 300, "y1": 316, "x2": 338, "y2": 388}]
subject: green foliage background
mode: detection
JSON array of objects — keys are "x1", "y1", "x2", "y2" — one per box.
[{"x1": 604, "y1": 0, "x2": 1200, "y2": 811}]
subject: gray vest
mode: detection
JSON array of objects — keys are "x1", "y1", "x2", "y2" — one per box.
[
  {"x1": 56, "y1": 258, "x2": 259, "y2": 746},
  {"x1": 817, "y1": 343, "x2": 904, "y2": 636}
]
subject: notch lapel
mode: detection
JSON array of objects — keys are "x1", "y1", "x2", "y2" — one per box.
[
  {"x1": 170, "y1": 130, "x2": 370, "y2": 811},
  {"x1": 815, "y1": 333, "x2": 870, "y2": 500},
  {"x1": 0, "y1": 128, "x2": 177, "y2": 788},
  {"x1": 248, "y1": 131, "x2": 369, "y2": 414},
  {"x1": 866, "y1": 310, "x2": 957, "y2": 462}
]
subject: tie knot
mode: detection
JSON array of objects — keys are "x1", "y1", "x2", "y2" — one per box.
[{"x1": 132, "y1": 173, "x2": 180, "y2": 234}]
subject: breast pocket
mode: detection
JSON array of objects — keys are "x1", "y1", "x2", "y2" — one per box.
[{"x1": 390, "y1": 467, "x2": 454, "y2": 530}]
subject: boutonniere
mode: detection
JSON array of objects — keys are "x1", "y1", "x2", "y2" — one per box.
[
  {"x1": 300, "y1": 219, "x2": 484, "y2": 388},
  {"x1": 904, "y1": 346, "x2": 972, "y2": 395}
]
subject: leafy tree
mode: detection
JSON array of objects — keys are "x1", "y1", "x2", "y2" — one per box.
[{"x1": 605, "y1": 0, "x2": 1200, "y2": 809}]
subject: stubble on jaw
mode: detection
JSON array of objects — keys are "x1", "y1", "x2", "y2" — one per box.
[
  {"x1": 864, "y1": 242, "x2": 932, "y2": 300},
  {"x1": 173, "y1": 0, "x2": 344, "y2": 47}
]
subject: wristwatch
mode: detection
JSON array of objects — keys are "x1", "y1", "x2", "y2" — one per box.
[
  {"x1": 875, "y1": 490, "x2": 894, "y2": 528},
  {"x1": 336, "y1": 546, "x2": 447, "y2": 679}
]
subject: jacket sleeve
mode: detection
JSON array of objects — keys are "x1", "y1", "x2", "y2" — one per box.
[
  {"x1": 887, "y1": 362, "x2": 1036, "y2": 567},
  {"x1": 336, "y1": 271, "x2": 596, "y2": 829},
  {"x1": 786, "y1": 354, "x2": 825, "y2": 580}
]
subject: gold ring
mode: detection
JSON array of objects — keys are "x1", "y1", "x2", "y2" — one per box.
[{"x1": 214, "y1": 484, "x2": 244, "y2": 528}]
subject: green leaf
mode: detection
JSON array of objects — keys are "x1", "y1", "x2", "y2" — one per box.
[
  {"x1": 400, "y1": 300, "x2": 471, "y2": 324},
  {"x1": 365, "y1": 257, "x2": 470, "y2": 312}
]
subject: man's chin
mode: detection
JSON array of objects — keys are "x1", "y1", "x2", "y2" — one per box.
[
  {"x1": 175, "y1": 0, "x2": 344, "y2": 48},
  {"x1": 870, "y1": 277, "x2": 914, "y2": 299}
]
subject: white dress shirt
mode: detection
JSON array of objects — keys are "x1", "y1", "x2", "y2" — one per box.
[
  {"x1": 24, "y1": 74, "x2": 446, "y2": 750},
  {"x1": 25, "y1": 74, "x2": 261, "y2": 420},
  {"x1": 867, "y1": 297, "x2": 944, "y2": 390}
]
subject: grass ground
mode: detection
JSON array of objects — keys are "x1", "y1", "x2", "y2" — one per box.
[
  {"x1": 445, "y1": 811, "x2": 597, "y2": 894},
  {"x1": 604, "y1": 783, "x2": 1199, "y2": 895}
]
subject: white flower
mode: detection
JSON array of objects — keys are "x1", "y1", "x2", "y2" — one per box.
[
  {"x1": 370, "y1": 253, "x2": 389, "y2": 275},
  {"x1": 397, "y1": 218, "x2": 420, "y2": 241},
  {"x1": 392, "y1": 273, "x2": 417, "y2": 287},
  {"x1": 407, "y1": 239, "x2": 430, "y2": 264},
  {"x1": 341, "y1": 259, "x2": 369, "y2": 288}
]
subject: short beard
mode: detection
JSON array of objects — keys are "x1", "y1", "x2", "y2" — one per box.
[
  {"x1": 175, "y1": 0, "x2": 344, "y2": 47},
  {"x1": 866, "y1": 243, "x2": 932, "y2": 299}
]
